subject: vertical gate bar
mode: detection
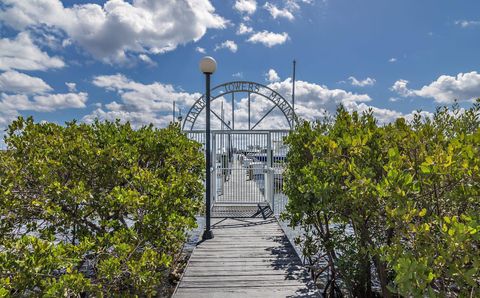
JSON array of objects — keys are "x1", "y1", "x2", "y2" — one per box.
[
  {"x1": 267, "y1": 132, "x2": 272, "y2": 168},
  {"x1": 269, "y1": 133, "x2": 274, "y2": 211},
  {"x1": 212, "y1": 132, "x2": 216, "y2": 206},
  {"x1": 248, "y1": 92, "x2": 251, "y2": 130},
  {"x1": 231, "y1": 93, "x2": 235, "y2": 130}
]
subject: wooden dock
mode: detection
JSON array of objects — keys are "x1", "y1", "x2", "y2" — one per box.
[{"x1": 173, "y1": 218, "x2": 320, "y2": 297}]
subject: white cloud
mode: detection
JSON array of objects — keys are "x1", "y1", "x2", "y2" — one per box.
[
  {"x1": 0, "y1": 106, "x2": 20, "y2": 132},
  {"x1": 455, "y1": 20, "x2": 480, "y2": 28},
  {"x1": 92, "y1": 73, "x2": 200, "y2": 114},
  {"x1": 0, "y1": 70, "x2": 86, "y2": 129},
  {"x1": 196, "y1": 46, "x2": 206, "y2": 54},
  {"x1": 348, "y1": 76, "x2": 376, "y2": 87},
  {"x1": 345, "y1": 102, "x2": 403, "y2": 124},
  {"x1": 271, "y1": 79, "x2": 372, "y2": 115},
  {"x1": 0, "y1": 74, "x2": 86, "y2": 138},
  {"x1": 66, "y1": 82, "x2": 77, "y2": 92},
  {"x1": 234, "y1": 0, "x2": 257, "y2": 15},
  {"x1": 266, "y1": 69, "x2": 280, "y2": 82},
  {"x1": 390, "y1": 79, "x2": 414, "y2": 97},
  {"x1": 0, "y1": 0, "x2": 227, "y2": 63},
  {"x1": 232, "y1": 72, "x2": 243, "y2": 78},
  {"x1": 389, "y1": 58, "x2": 397, "y2": 63},
  {"x1": 391, "y1": 71, "x2": 480, "y2": 103},
  {"x1": 214, "y1": 40, "x2": 238, "y2": 53},
  {"x1": 264, "y1": 2, "x2": 294, "y2": 21},
  {"x1": 0, "y1": 70, "x2": 52, "y2": 94},
  {"x1": 62, "y1": 38, "x2": 72, "y2": 47},
  {"x1": 0, "y1": 32, "x2": 65, "y2": 71},
  {"x1": 247, "y1": 31, "x2": 289, "y2": 47},
  {"x1": 415, "y1": 72, "x2": 480, "y2": 103},
  {"x1": 86, "y1": 74, "x2": 203, "y2": 128},
  {"x1": 138, "y1": 54, "x2": 156, "y2": 66},
  {"x1": 32, "y1": 92, "x2": 88, "y2": 111},
  {"x1": 0, "y1": 92, "x2": 87, "y2": 113},
  {"x1": 270, "y1": 79, "x2": 425, "y2": 124},
  {"x1": 236, "y1": 23, "x2": 253, "y2": 35}
]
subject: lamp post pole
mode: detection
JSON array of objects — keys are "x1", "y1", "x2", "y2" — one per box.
[{"x1": 200, "y1": 56, "x2": 217, "y2": 240}]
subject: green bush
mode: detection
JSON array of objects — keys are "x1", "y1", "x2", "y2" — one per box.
[
  {"x1": 0, "y1": 117, "x2": 204, "y2": 296},
  {"x1": 283, "y1": 101, "x2": 479, "y2": 297}
]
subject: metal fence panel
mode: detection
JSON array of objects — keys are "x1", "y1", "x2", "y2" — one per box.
[{"x1": 184, "y1": 130, "x2": 290, "y2": 217}]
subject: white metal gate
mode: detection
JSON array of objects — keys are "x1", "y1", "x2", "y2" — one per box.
[
  {"x1": 213, "y1": 131, "x2": 268, "y2": 204},
  {"x1": 186, "y1": 130, "x2": 289, "y2": 216}
]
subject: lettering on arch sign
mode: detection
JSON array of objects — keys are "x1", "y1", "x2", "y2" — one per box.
[{"x1": 182, "y1": 81, "x2": 296, "y2": 130}]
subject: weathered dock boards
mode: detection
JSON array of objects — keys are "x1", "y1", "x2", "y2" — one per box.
[{"x1": 173, "y1": 218, "x2": 320, "y2": 298}]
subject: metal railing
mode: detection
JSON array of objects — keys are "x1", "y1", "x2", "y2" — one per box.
[{"x1": 186, "y1": 130, "x2": 290, "y2": 217}]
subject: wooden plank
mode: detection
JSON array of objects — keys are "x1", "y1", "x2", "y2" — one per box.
[
  {"x1": 183, "y1": 269, "x2": 302, "y2": 276},
  {"x1": 181, "y1": 274, "x2": 310, "y2": 282},
  {"x1": 173, "y1": 217, "x2": 319, "y2": 297},
  {"x1": 174, "y1": 286, "x2": 318, "y2": 298},
  {"x1": 178, "y1": 279, "x2": 310, "y2": 288}
]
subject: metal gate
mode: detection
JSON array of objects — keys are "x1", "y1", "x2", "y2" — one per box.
[
  {"x1": 186, "y1": 130, "x2": 289, "y2": 217},
  {"x1": 213, "y1": 131, "x2": 268, "y2": 204}
]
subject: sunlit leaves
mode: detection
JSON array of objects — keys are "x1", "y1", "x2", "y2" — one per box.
[
  {"x1": 283, "y1": 100, "x2": 480, "y2": 297},
  {"x1": 0, "y1": 118, "x2": 203, "y2": 296}
]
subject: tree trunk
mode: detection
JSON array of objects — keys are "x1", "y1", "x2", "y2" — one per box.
[
  {"x1": 354, "y1": 226, "x2": 373, "y2": 297},
  {"x1": 373, "y1": 254, "x2": 392, "y2": 298}
]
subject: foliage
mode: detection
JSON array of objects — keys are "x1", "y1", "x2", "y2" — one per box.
[
  {"x1": 283, "y1": 101, "x2": 480, "y2": 297},
  {"x1": 0, "y1": 117, "x2": 204, "y2": 296}
]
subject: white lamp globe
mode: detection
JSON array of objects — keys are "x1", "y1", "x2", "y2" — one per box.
[{"x1": 199, "y1": 56, "x2": 217, "y2": 74}]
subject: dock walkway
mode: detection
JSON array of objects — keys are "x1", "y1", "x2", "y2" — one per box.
[{"x1": 173, "y1": 218, "x2": 320, "y2": 297}]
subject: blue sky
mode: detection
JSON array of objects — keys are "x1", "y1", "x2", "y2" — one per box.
[{"x1": 0, "y1": 0, "x2": 479, "y2": 136}]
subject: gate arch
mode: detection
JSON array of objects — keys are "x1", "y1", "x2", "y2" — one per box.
[{"x1": 182, "y1": 81, "x2": 296, "y2": 131}]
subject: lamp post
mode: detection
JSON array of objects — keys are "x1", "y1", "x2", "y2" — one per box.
[{"x1": 200, "y1": 56, "x2": 216, "y2": 240}]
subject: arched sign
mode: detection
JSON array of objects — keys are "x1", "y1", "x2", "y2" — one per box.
[{"x1": 182, "y1": 81, "x2": 296, "y2": 131}]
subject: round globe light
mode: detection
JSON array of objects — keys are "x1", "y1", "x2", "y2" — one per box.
[{"x1": 199, "y1": 56, "x2": 217, "y2": 74}]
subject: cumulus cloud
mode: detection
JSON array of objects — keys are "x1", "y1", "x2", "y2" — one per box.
[
  {"x1": 232, "y1": 72, "x2": 243, "y2": 78},
  {"x1": 390, "y1": 79, "x2": 414, "y2": 97},
  {"x1": 30, "y1": 92, "x2": 88, "y2": 111},
  {"x1": 0, "y1": 70, "x2": 87, "y2": 126},
  {"x1": 270, "y1": 79, "x2": 430, "y2": 125},
  {"x1": 83, "y1": 107, "x2": 173, "y2": 128},
  {"x1": 0, "y1": 92, "x2": 87, "y2": 113},
  {"x1": 86, "y1": 74, "x2": 204, "y2": 128},
  {"x1": 66, "y1": 82, "x2": 77, "y2": 92},
  {"x1": 234, "y1": 0, "x2": 257, "y2": 15},
  {"x1": 92, "y1": 73, "x2": 200, "y2": 115},
  {"x1": 271, "y1": 79, "x2": 372, "y2": 118},
  {"x1": 266, "y1": 69, "x2": 280, "y2": 82},
  {"x1": 214, "y1": 40, "x2": 238, "y2": 53},
  {"x1": 388, "y1": 58, "x2": 397, "y2": 63},
  {"x1": 0, "y1": 72, "x2": 86, "y2": 139},
  {"x1": 214, "y1": 78, "x2": 407, "y2": 129},
  {"x1": 0, "y1": 32, "x2": 65, "y2": 71},
  {"x1": 236, "y1": 23, "x2": 253, "y2": 35},
  {"x1": 391, "y1": 71, "x2": 480, "y2": 103},
  {"x1": 0, "y1": 0, "x2": 227, "y2": 63},
  {"x1": 455, "y1": 20, "x2": 480, "y2": 28},
  {"x1": 247, "y1": 31, "x2": 289, "y2": 47},
  {"x1": 195, "y1": 46, "x2": 206, "y2": 54},
  {"x1": 348, "y1": 76, "x2": 376, "y2": 87},
  {"x1": 138, "y1": 54, "x2": 156, "y2": 66},
  {"x1": 264, "y1": 2, "x2": 294, "y2": 21},
  {"x1": 0, "y1": 70, "x2": 52, "y2": 94}
]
